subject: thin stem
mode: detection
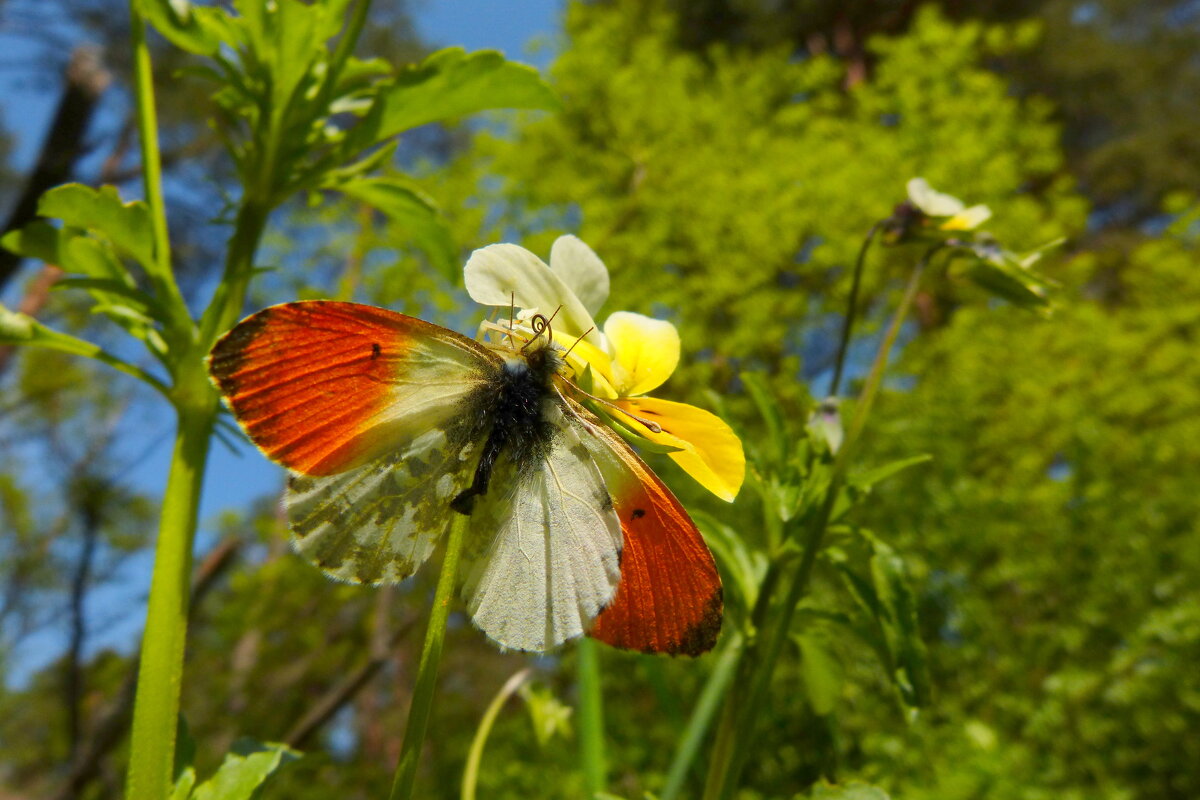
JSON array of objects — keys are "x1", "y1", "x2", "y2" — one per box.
[
  {"x1": 123, "y1": 402, "x2": 216, "y2": 800},
  {"x1": 197, "y1": 200, "x2": 271, "y2": 348},
  {"x1": 388, "y1": 514, "x2": 470, "y2": 800},
  {"x1": 828, "y1": 223, "x2": 880, "y2": 398},
  {"x1": 704, "y1": 249, "x2": 937, "y2": 800},
  {"x1": 461, "y1": 668, "x2": 532, "y2": 800},
  {"x1": 577, "y1": 637, "x2": 607, "y2": 796},
  {"x1": 128, "y1": 0, "x2": 189, "y2": 332},
  {"x1": 660, "y1": 632, "x2": 744, "y2": 800}
]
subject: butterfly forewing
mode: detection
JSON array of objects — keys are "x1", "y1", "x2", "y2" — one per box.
[
  {"x1": 569, "y1": 400, "x2": 723, "y2": 655},
  {"x1": 209, "y1": 301, "x2": 500, "y2": 476},
  {"x1": 461, "y1": 404, "x2": 623, "y2": 652},
  {"x1": 211, "y1": 300, "x2": 503, "y2": 584}
]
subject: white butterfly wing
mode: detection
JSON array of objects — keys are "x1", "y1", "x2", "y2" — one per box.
[
  {"x1": 460, "y1": 405, "x2": 623, "y2": 652},
  {"x1": 286, "y1": 427, "x2": 480, "y2": 584}
]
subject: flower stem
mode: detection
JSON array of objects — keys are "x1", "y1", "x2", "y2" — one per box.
[
  {"x1": 389, "y1": 513, "x2": 470, "y2": 800},
  {"x1": 703, "y1": 248, "x2": 937, "y2": 800},
  {"x1": 461, "y1": 668, "x2": 532, "y2": 800},
  {"x1": 577, "y1": 636, "x2": 607, "y2": 796},
  {"x1": 828, "y1": 223, "x2": 880, "y2": 398},
  {"x1": 123, "y1": 402, "x2": 215, "y2": 800}
]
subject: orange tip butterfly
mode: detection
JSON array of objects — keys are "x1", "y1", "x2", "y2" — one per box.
[{"x1": 208, "y1": 300, "x2": 721, "y2": 655}]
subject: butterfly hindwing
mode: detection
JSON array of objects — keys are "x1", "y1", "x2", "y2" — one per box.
[
  {"x1": 568, "y1": 399, "x2": 723, "y2": 655},
  {"x1": 209, "y1": 301, "x2": 500, "y2": 476},
  {"x1": 460, "y1": 402, "x2": 624, "y2": 652},
  {"x1": 286, "y1": 426, "x2": 481, "y2": 584}
]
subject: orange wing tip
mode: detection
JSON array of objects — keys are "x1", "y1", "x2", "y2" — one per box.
[{"x1": 207, "y1": 302, "x2": 414, "y2": 475}]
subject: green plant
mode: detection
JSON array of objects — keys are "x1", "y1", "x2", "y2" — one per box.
[{"x1": 0, "y1": 2, "x2": 556, "y2": 798}]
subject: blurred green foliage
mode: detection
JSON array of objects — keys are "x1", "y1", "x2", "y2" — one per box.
[{"x1": 1, "y1": 0, "x2": 1197, "y2": 798}]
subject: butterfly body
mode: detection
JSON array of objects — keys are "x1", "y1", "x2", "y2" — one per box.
[
  {"x1": 451, "y1": 346, "x2": 562, "y2": 515},
  {"x1": 209, "y1": 301, "x2": 722, "y2": 655}
]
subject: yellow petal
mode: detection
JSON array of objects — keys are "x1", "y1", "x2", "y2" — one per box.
[
  {"x1": 604, "y1": 311, "x2": 680, "y2": 396},
  {"x1": 613, "y1": 396, "x2": 745, "y2": 502},
  {"x1": 941, "y1": 204, "x2": 992, "y2": 231}
]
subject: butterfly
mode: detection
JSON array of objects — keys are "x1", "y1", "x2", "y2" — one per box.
[{"x1": 208, "y1": 300, "x2": 722, "y2": 655}]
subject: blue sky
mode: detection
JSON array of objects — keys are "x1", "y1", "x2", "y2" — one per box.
[{"x1": 1, "y1": 0, "x2": 564, "y2": 686}]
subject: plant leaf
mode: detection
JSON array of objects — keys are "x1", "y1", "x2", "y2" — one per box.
[
  {"x1": 190, "y1": 740, "x2": 298, "y2": 800},
  {"x1": 136, "y1": 0, "x2": 238, "y2": 55},
  {"x1": 794, "y1": 631, "x2": 844, "y2": 716},
  {"x1": 38, "y1": 184, "x2": 156, "y2": 270},
  {"x1": 334, "y1": 177, "x2": 456, "y2": 276},
  {"x1": 375, "y1": 48, "x2": 560, "y2": 137}
]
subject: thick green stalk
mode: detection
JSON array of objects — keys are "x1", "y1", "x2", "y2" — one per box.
[
  {"x1": 461, "y1": 668, "x2": 532, "y2": 800},
  {"x1": 389, "y1": 514, "x2": 470, "y2": 800},
  {"x1": 124, "y1": 399, "x2": 216, "y2": 800},
  {"x1": 704, "y1": 252, "x2": 935, "y2": 800},
  {"x1": 577, "y1": 637, "x2": 607, "y2": 796}
]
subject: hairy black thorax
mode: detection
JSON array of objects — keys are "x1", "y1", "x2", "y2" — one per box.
[{"x1": 450, "y1": 342, "x2": 563, "y2": 515}]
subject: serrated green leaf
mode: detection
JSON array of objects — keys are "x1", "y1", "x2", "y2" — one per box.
[
  {"x1": 866, "y1": 535, "x2": 931, "y2": 709},
  {"x1": 136, "y1": 0, "x2": 237, "y2": 55},
  {"x1": 38, "y1": 184, "x2": 155, "y2": 270},
  {"x1": 334, "y1": 177, "x2": 456, "y2": 276},
  {"x1": 377, "y1": 48, "x2": 560, "y2": 135},
  {"x1": 190, "y1": 740, "x2": 298, "y2": 800}
]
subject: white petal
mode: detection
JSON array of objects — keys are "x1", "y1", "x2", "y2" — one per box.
[
  {"x1": 550, "y1": 235, "x2": 610, "y2": 316},
  {"x1": 464, "y1": 243, "x2": 600, "y2": 345},
  {"x1": 906, "y1": 177, "x2": 965, "y2": 217}
]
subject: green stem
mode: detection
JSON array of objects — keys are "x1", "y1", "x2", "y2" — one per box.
[
  {"x1": 703, "y1": 249, "x2": 937, "y2": 800},
  {"x1": 577, "y1": 636, "x2": 607, "y2": 796},
  {"x1": 461, "y1": 668, "x2": 532, "y2": 800},
  {"x1": 660, "y1": 632, "x2": 744, "y2": 800},
  {"x1": 197, "y1": 200, "x2": 271, "y2": 348},
  {"x1": 828, "y1": 223, "x2": 879, "y2": 398},
  {"x1": 389, "y1": 514, "x2": 470, "y2": 800},
  {"x1": 124, "y1": 401, "x2": 216, "y2": 800},
  {"x1": 128, "y1": 0, "x2": 189, "y2": 333}
]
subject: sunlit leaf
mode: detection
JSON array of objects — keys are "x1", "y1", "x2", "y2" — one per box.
[
  {"x1": 136, "y1": 0, "x2": 237, "y2": 55},
  {"x1": 38, "y1": 184, "x2": 156, "y2": 270},
  {"x1": 334, "y1": 177, "x2": 456, "y2": 276},
  {"x1": 189, "y1": 740, "x2": 298, "y2": 800},
  {"x1": 355, "y1": 47, "x2": 559, "y2": 148}
]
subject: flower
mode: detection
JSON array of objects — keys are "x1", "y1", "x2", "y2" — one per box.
[
  {"x1": 464, "y1": 235, "x2": 745, "y2": 502},
  {"x1": 906, "y1": 177, "x2": 993, "y2": 231}
]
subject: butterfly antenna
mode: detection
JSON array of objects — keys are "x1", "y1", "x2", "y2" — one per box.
[
  {"x1": 560, "y1": 326, "x2": 595, "y2": 360},
  {"x1": 521, "y1": 313, "x2": 553, "y2": 352},
  {"x1": 564, "y1": 380, "x2": 665, "y2": 434},
  {"x1": 505, "y1": 291, "x2": 519, "y2": 347}
]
